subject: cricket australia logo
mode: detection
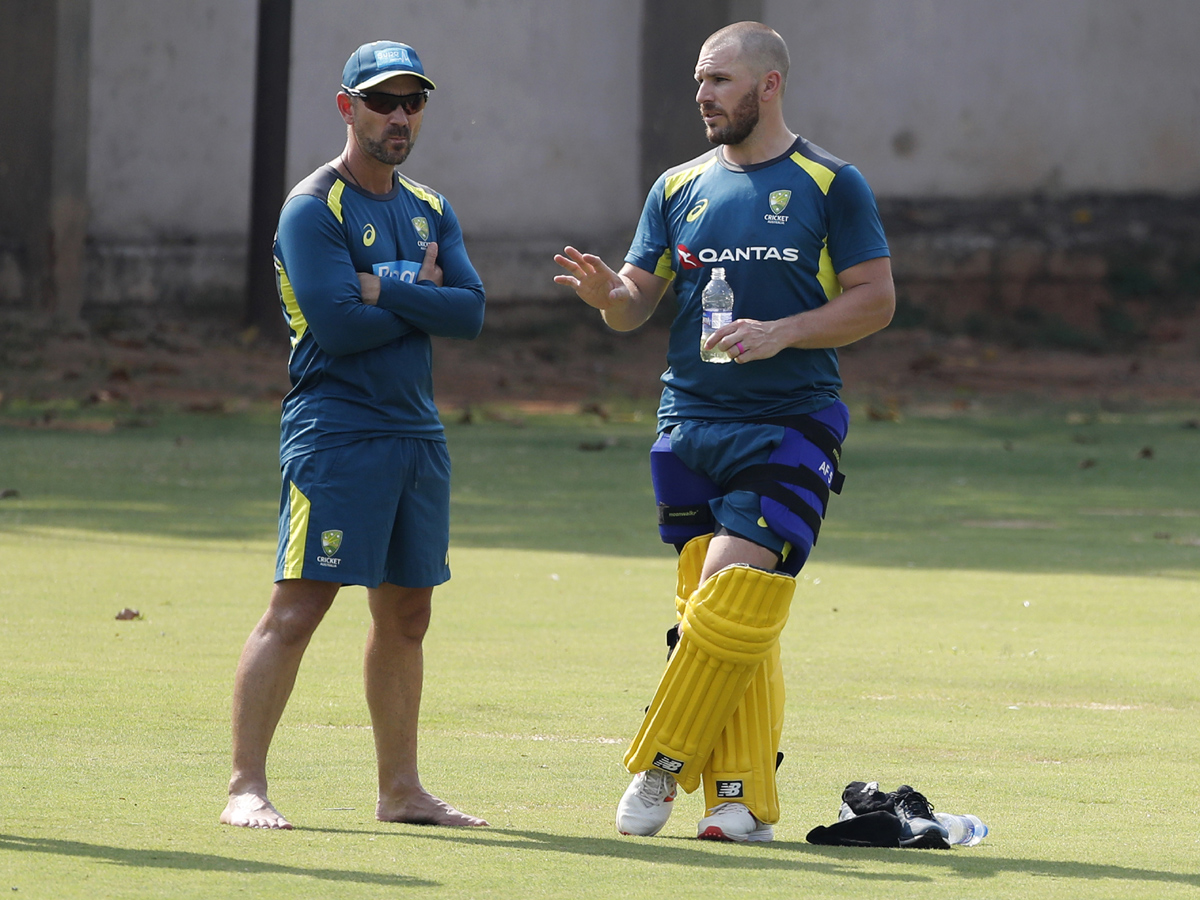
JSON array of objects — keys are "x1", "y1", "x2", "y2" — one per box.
[
  {"x1": 652, "y1": 752, "x2": 685, "y2": 774},
  {"x1": 317, "y1": 530, "x2": 343, "y2": 568},
  {"x1": 321, "y1": 530, "x2": 343, "y2": 555},
  {"x1": 411, "y1": 217, "x2": 430, "y2": 241},
  {"x1": 715, "y1": 780, "x2": 745, "y2": 799},
  {"x1": 765, "y1": 189, "x2": 791, "y2": 224}
]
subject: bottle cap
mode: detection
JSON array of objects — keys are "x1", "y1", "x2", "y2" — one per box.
[{"x1": 712, "y1": 267, "x2": 725, "y2": 279}]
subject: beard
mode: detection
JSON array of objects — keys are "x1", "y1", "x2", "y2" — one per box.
[
  {"x1": 355, "y1": 122, "x2": 416, "y2": 166},
  {"x1": 701, "y1": 85, "x2": 760, "y2": 146}
]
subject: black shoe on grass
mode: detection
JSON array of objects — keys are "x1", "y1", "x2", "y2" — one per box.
[{"x1": 892, "y1": 785, "x2": 950, "y2": 849}]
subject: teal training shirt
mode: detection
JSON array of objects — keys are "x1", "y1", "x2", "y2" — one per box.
[
  {"x1": 274, "y1": 165, "x2": 485, "y2": 462},
  {"x1": 625, "y1": 137, "x2": 889, "y2": 429}
]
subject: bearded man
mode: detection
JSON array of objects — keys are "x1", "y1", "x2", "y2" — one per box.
[
  {"x1": 221, "y1": 40, "x2": 486, "y2": 831},
  {"x1": 555, "y1": 22, "x2": 900, "y2": 842}
]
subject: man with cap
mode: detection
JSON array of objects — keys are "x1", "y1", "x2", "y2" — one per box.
[{"x1": 221, "y1": 41, "x2": 487, "y2": 830}]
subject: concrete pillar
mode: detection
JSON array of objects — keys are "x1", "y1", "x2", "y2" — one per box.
[
  {"x1": 49, "y1": 0, "x2": 91, "y2": 331},
  {"x1": 638, "y1": 0, "x2": 763, "y2": 193},
  {"x1": 0, "y1": 0, "x2": 90, "y2": 330}
]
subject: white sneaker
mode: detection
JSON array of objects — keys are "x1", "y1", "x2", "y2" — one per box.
[
  {"x1": 696, "y1": 802, "x2": 774, "y2": 842},
  {"x1": 616, "y1": 769, "x2": 677, "y2": 836}
]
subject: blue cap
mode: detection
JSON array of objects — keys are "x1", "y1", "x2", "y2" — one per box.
[{"x1": 341, "y1": 41, "x2": 436, "y2": 91}]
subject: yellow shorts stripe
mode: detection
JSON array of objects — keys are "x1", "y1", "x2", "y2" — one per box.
[{"x1": 282, "y1": 480, "x2": 311, "y2": 579}]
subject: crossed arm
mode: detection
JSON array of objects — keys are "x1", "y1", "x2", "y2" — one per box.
[
  {"x1": 357, "y1": 240, "x2": 486, "y2": 341},
  {"x1": 553, "y1": 246, "x2": 896, "y2": 359}
]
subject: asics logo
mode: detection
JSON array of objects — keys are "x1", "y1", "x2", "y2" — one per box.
[{"x1": 686, "y1": 199, "x2": 709, "y2": 222}]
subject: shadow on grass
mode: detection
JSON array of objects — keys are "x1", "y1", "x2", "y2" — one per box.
[
  {"x1": 0, "y1": 832, "x2": 438, "y2": 888},
  {"x1": 3, "y1": 412, "x2": 1199, "y2": 576},
  {"x1": 309, "y1": 826, "x2": 1200, "y2": 887}
]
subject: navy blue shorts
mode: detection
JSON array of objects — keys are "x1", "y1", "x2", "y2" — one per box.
[
  {"x1": 661, "y1": 402, "x2": 849, "y2": 572},
  {"x1": 276, "y1": 436, "x2": 451, "y2": 588}
]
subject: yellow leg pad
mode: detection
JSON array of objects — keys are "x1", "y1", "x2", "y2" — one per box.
[
  {"x1": 624, "y1": 564, "x2": 795, "y2": 793},
  {"x1": 674, "y1": 533, "x2": 712, "y2": 621},
  {"x1": 702, "y1": 642, "x2": 785, "y2": 823}
]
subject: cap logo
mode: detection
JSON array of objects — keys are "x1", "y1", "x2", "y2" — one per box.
[{"x1": 375, "y1": 47, "x2": 412, "y2": 67}]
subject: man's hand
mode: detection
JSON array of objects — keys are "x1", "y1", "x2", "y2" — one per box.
[
  {"x1": 358, "y1": 272, "x2": 381, "y2": 305},
  {"x1": 553, "y1": 246, "x2": 631, "y2": 311},
  {"x1": 357, "y1": 241, "x2": 442, "y2": 305},
  {"x1": 706, "y1": 318, "x2": 791, "y2": 363},
  {"x1": 707, "y1": 257, "x2": 896, "y2": 361},
  {"x1": 418, "y1": 241, "x2": 442, "y2": 286}
]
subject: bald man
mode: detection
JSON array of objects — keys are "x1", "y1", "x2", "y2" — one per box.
[{"x1": 555, "y1": 22, "x2": 900, "y2": 842}]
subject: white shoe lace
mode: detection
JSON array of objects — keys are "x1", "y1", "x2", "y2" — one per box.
[
  {"x1": 707, "y1": 802, "x2": 752, "y2": 820},
  {"x1": 634, "y1": 769, "x2": 675, "y2": 805}
]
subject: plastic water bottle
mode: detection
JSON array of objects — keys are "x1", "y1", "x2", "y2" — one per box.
[
  {"x1": 934, "y1": 812, "x2": 989, "y2": 846},
  {"x1": 700, "y1": 267, "x2": 734, "y2": 363}
]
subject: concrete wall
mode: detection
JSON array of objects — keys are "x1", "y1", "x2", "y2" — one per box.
[
  {"x1": 62, "y1": 0, "x2": 1200, "y2": 315},
  {"x1": 283, "y1": 0, "x2": 643, "y2": 309},
  {"x1": 767, "y1": 0, "x2": 1200, "y2": 196},
  {"x1": 85, "y1": 0, "x2": 643, "y2": 309}
]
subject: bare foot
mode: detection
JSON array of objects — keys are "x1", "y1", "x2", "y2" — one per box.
[
  {"x1": 221, "y1": 792, "x2": 294, "y2": 829},
  {"x1": 377, "y1": 791, "x2": 489, "y2": 827}
]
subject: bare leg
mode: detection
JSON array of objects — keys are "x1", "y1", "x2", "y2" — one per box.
[
  {"x1": 700, "y1": 532, "x2": 780, "y2": 581},
  {"x1": 221, "y1": 578, "x2": 339, "y2": 828},
  {"x1": 366, "y1": 583, "x2": 488, "y2": 826}
]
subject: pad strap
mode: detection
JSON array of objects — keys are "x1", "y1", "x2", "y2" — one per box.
[
  {"x1": 718, "y1": 413, "x2": 846, "y2": 547},
  {"x1": 725, "y1": 462, "x2": 834, "y2": 505},
  {"x1": 755, "y1": 415, "x2": 845, "y2": 477},
  {"x1": 725, "y1": 472, "x2": 825, "y2": 543},
  {"x1": 657, "y1": 503, "x2": 714, "y2": 528}
]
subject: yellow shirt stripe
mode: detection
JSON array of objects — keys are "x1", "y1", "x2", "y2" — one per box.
[
  {"x1": 816, "y1": 241, "x2": 842, "y2": 301},
  {"x1": 653, "y1": 248, "x2": 676, "y2": 281},
  {"x1": 399, "y1": 177, "x2": 444, "y2": 215},
  {"x1": 276, "y1": 259, "x2": 308, "y2": 348},
  {"x1": 326, "y1": 180, "x2": 346, "y2": 223},
  {"x1": 790, "y1": 152, "x2": 836, "y2": 195},
  {"x1": 664, "y1": 157, "x2": 718, "y2": 201}
]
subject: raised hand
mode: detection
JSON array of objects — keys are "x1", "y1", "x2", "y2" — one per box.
[{"x1": 553, "y1": 245, "x2": 630, "y2": 311}]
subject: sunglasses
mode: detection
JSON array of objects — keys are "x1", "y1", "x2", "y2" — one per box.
[{"x1": 342, "y1": 87, "x2": 429, "y2": 116}]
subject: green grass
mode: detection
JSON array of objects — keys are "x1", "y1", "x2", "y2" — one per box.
[{"x1": 1, "y1": 401, "x2": 1198, "y2": 898}]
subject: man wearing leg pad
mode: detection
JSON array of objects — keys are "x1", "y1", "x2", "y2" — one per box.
[{"x1": 555, "y1": 22, "x2": 893, "y2": 842}]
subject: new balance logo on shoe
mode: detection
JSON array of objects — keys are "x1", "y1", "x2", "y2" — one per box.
[
  {"x1": 652, "y1": 753, "x2": 684, "y2": 773},
  {"x1": 715, "y1": 780, "x2": 744, "y2": 798}
]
